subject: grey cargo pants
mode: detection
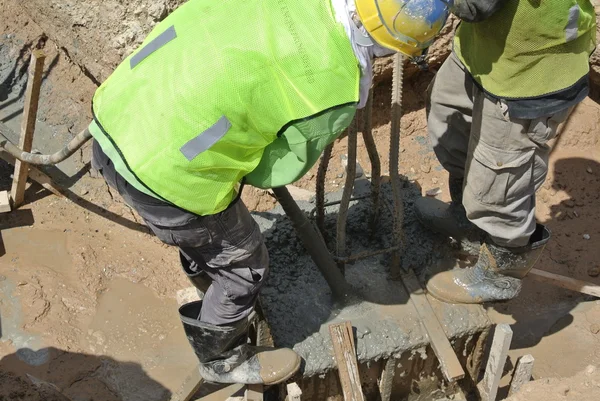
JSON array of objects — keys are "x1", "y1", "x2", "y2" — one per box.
[
  {"x1": 427, "y1": 52, "x2": 572, "y2": 247},
  {"x1": 92, "y1": 141, "x2": 268, "y2": 325}
]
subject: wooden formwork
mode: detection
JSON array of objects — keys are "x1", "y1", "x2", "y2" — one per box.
[{"x1": 278, "y1": 328, "x2": 490, "y2": 401}]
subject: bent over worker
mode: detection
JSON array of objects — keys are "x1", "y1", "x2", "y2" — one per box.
[
  {"x1": 89, "y1": 0, "x2": 451, "y2": 385},
  {"x1": 415, "y1": 0, "x2": 597, "y2": 304}
]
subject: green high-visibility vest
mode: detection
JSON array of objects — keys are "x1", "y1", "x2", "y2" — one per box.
[
  {"x1": 454, "y1": 0, "x2": 596, "y2": 99},
  {"x1": 90, "y1": 0, "x2": 360, "y2": 216}
]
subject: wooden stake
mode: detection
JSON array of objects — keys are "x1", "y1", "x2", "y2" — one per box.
[
  {"x1": 0, "y1": 150, "x2": 63, "y2": 198},
  {"x1": 508, "y1": 354, "x2": 535, "y2": 397},
  {"x1": 329, "y1": 321, "x2": 365, "y2": 401},
  {"x1": 244, "y1": 384, "x2": 263, "y2": 401},
  {"x1": 170, "y1": 368, "x2": 204, "y2": 401},
  {"x1": 530, "y1": 268, "x2": 600, "y2": 298},
  {"x1": 286, "y1": 383, "x2": 302, "y2": 401},
  {"x1": 378, "y1": 358, "x2": 396, "y2": 401},
  {"x1": 10, "y1": 49, "x2": 46, "y2": 208},
  {"x1": 0, "y1": 191, "x2": 11, "y2": 213},
  {"x1": 403, "y1": 270, "x2": 465, "y2": 382},
  {"x1": 478, "y1": 324, "x2": 513, "y2": 401}
]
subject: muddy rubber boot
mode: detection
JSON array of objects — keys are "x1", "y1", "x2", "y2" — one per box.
[
  {"x1": 426, "y1": 224, "x2": 551, "y2": 304},
  {"x1": 414, "y1": 176, "x2": 484, "y2": 255},
  {"x1": 180, "y1": 301, "x2": 301, "y2": 385}
]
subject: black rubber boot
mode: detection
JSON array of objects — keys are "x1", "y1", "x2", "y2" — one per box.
[
  {"x1": 427, "y1": 224, "x2": 551, "y2": 304},
  {"x1": 180, "y1": 301, "x2": 301, "y2": 385},
  {"x1": 180, "y1": 251, "x2": 211, "y2": 295},
  {"x1": 414, "y1": 175, "x2": 484, "y2": 256}
]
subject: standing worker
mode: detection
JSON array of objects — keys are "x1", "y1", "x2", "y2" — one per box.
[
  {"x1": 90, "y1": 0, "x2": 451, "y2": 385},
  {"x1": 416, "y1": 0, "x2": 597, "y2": 303}
]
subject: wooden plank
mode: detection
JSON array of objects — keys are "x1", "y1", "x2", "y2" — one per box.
[
  {"x1": 402, "y1": 271, "x2": 465, "y2": 382},
  {"x1": 508, "y1": 354, "x2": 535, "y2": 397},
  {"x1": 0, "y1": 151, "x2": 63, "y2": 198},
  {"x1": 0, "y1": 190, "x2": 11, "y2": 213},
  {"x1": 244, "y1": 384, "x2": 263, "y2": 401},
  {"x1": 0, "y1": 122, "x2": 64, "y2": 198},
  {"x1": 171, "y1": 367, "x2": 204, "y2": 401},
  {"x1": 530, "y1": 268, "x2": 600, "y2": 298},
  {"x1": 478, "y1": 324, "x2": 513, "y2": 401},
  {"x1": 378, "y1": 358, "x2": 396, "y2": 401},
  {"x1": 286, "y1": 383, "x2": 302, "y2": 401},
  {"x1": 11, "y1": 49, "x2": 46, "y2": 208},
  {"x1": 329, "y1": 321, "x2": 365, "y2": 401}
]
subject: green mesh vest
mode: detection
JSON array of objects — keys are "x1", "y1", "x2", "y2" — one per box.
[
  {"x1": 454, "y1": 0, "x2": 596, "y2": 99},
  {"x1": 90, "y1": 0, "x2": 360, "y2": 215}
]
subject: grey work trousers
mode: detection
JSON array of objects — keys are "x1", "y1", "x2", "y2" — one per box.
[
  {"x1": 92, "y1": 141, "x2": 268, "y2": 325},
  {"x1": 427, "y1": 52, "x2": 573, "y2": 247}
]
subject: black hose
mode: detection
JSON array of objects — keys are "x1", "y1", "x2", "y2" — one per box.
[{"x1": 272, "y1": 186, "x2": 353, "y2": 303}]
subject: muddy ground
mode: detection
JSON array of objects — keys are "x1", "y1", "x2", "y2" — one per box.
[
  {"x1": 505, "y1": 365, "x2": 600, "y2": 401},
  {"x1": 1, "y1": 1, "x2": 600, "y2": 400}
]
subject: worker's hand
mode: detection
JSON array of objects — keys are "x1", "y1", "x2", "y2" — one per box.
[{"x1": 447, "y1": 0, "x2": 508, "y2": 23}]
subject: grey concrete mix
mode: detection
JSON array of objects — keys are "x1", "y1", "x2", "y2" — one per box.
[{"x1": 254, "y1": 179, "x2": 490, "y2": 377}]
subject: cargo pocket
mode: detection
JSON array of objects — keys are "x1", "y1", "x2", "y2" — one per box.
[
  {"x1": 527, "y1": 107, "x2": 571, "y2": 145},
  {"x1": 222, "y1": 245, "x2": 269, "y2": 301},
  {"x1": 168, "y1": 220, "x2": 212, "y2": 249},
  {"x1": 465, "y1": 141, "x2": 535, "y2": 206}
]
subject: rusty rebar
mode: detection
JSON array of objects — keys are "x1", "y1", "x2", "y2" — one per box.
[
  {"x1": 361, "y1": 88, "x2": 381, "y2": 231},
  {"x1": 309, "y1": 195, "x2": 371, "y2": 219},
  {"x1": 316, "y1": 143, "x2": 334, "y2": 238},
  {"x1": 336, "y1": 117, "x2": 358, "y2": 274},
  {"x1": 333, "y1": 245, "x2": 400, "y2": 264},
  {"x1": 389, "y1": 53, "x2": 405, "y2": 279}
]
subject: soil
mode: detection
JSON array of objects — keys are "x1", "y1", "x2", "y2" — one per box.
[
  {"x1": 506, "y1": 365, "x2": 600, "y2": 401},
  {"x1": 0, "y1": 1, "x2": 599, "y2": 400}
]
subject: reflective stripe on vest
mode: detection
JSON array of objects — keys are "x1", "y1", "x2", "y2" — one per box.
[
  {"x1": 91, "y1": 0, "x2": 360, "y2": 215},
  {"x1": 454, "y1": 0, "x2": 596, "y2": 99}
]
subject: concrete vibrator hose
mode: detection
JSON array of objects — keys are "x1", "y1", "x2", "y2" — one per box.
[{"x1": 0, "y1": 127, "x2": 92, "y2": 166}]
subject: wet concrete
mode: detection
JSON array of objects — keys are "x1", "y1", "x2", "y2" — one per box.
[
  {"x1": 0, "y1": 227, "x2": 72, "y2": 366},
  {"x1": 254, "y1": 180, "x2": 490, "y2": 377},
  {"x1": 0, "y1": 31, "x2": 85, "y2": 186},
  {"x1": 0, "y1": 277, "x2": 50, "y2": 366}
]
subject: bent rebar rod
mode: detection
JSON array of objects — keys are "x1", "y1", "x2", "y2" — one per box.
[
  {"x1": 336, "y1": 116, "x2": 358, "y2": 274},
  {"x1": 361, "y1": 88, "x2": 382, "y2": 232},
  {"x1": 316, "y1": 143, "x2": 334, "y2": 238}
]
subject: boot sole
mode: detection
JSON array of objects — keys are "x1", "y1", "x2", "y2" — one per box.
[
  {"x1": 427, "y1": 286, "x2": 515, "y2": 305},
  {"x1": 426, "y1": 283, "x2": 483, "y2": 305},
  {"x1": 263, "y1": 354, "x2": 302, "y2": 386},
  {"x1": 201, "y1": 354, "x2": 302, "y2": 387},
  {"x1": 428, "y1": 291, "x2": 476, "y2": 305}
]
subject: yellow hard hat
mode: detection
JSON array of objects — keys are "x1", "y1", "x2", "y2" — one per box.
[{"x1": 355, "y1": 0, "x2": 451, "y2": 58}]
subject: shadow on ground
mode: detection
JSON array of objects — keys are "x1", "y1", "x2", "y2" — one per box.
[
  {"x1": 485, "y1": 157, "x2": 600, "y2": 398},
  {"x1": 486, "y1": 157, "x2": 600, "y2": 345},
  {"x1": 0, "y1": 347, "x2": 170, "y2": 401}
]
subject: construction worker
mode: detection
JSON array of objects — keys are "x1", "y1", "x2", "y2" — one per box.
[
  {"x1": 416, "y1": 1, "x2": 597, "y2": 303},
  {"x1": 90, "y1": 0, "x2": 451, "y2": 385}
]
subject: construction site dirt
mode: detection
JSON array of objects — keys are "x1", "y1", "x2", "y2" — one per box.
[{"x1": 1, "y1": 1, "x2": 600, "y2": 400}]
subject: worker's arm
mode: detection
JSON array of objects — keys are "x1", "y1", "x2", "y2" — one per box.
[
  {"x1": 450, "y1": 0, "x2": 510, "y2": 22},
  {"x1": 245, "y1": 105, "x2": 356, "y2": 189}
]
